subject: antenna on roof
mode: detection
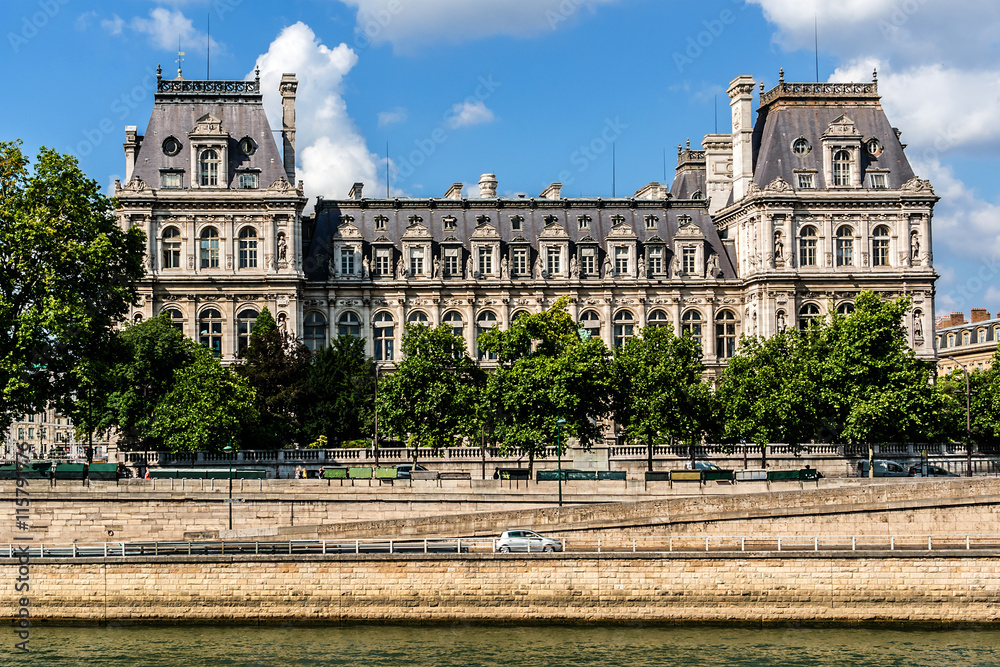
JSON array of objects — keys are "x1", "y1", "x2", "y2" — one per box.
[
  {"x1": 714, "y1": 94, "x2": 718, "y2": 133},
  {"x1": 176, "y1": 38, "x2": 185, "y2": 78},
  {"x1": 206, "y1": 12, "x2": 210, "y2": 79},
  {"x1": 386, "y1": 141, "x2": 390, "y2": 198},
  {"x1": 663, "y1": 148, "x2": 667, "y2": 183},
  {"x1": 814, "y1": 12, "x2": 820, "y2": 82},
  {"x1": 612, "y1": 141, "x2": 616, "y2": 198}
]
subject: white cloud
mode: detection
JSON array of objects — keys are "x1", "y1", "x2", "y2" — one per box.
[
  {"x1": 100, "y1": 14, "x2": 124, "y2": 35},
  {"x1": 253, "y1": 22, "x2": 382, "y2": 205},
  {"x1": 377, "y1": 107, "x2": 408, "y2": 127},
  {"x1": 446, "y1": 100, "x2": 495, "y2": 129},
  {"x1": 339, "y1": 0, "x2": 621, "y2": 51},
  {"x1": 76, "y1": 11, "x2": 98, "y2": 31}
]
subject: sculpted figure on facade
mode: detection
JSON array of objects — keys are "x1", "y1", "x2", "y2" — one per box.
[
  {"x1": 534, "y1": 256, "x2": 544, "y2": 279},
  {"x1": 707, "y1": 252, "x2": 719, "y2": 277},
  {"x1": 467, "y1": 256, "x2": 476, "y2": 278},
  {"x1": 278, "y1": 234, "x2": 288, "y2": 263},
  {"x1": 637, "y1": 255, "x2": 646, "y2": 278},
  {"x1": 911, "y1": 233, "x2": 920, "y2": 262},
  {"x1": 500, "y1": 256, "x2": 509, "y2": 280},
  {"x1": 603, "y1": 256, "x2": 614, "y2": 278},
  {"x1": 362, "y1": 257, "x2": 371, "y2": 279},
  {"x1": 432, "y1": 257, "x2": 441, "y2": 278},
  {"x1": 773, "y1": 231, "x2": 783, "y2": 263},
  {"x1": 570, "y1": 256, "x2": 579, "y2": 279},
  {"x1": 396, "y1": 258, "x2": 406, "y2": 279}
]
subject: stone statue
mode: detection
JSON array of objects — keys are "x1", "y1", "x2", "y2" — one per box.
[
  {"x1": 500, "y1": 256, "x2": 509, "y2": 280},
  {"x1": 277, "y1": 313, "x2": 287, "y2": 333},
  {"x1": 278, "y1": 235, "x2": 288, "y2": 262},
  {"x1": 603, "y1": 256, "x2": 614, "y2": 278},
  {"x1": 362, "y1": 257, "x2": 371, "y2": 279},
  {"x1": 913, "y1": 312, "x2": 923, "y2": 339},
  {"x1": 534, "y1": 256, "x2": 544, "y2": 279},
  {"x1": 707, "y1": 252, "x2": 719, "y2": 277},
  {"x1": 432, "y1": 257, "x2": 440, "y2": 278},
  {"x1": 776, "y1": 311, "x2": 786, "y2": 332},
  {"x1": 773, "y1": 232, "x2": 783, "y2": 260},
  {"x1": 396, "y1": 257, "x2": 406, "y2": 279},
  {"x1": 569, "y1": 256, "x2": 579, "y2": 279},
  {"x1": 911, "y1": 233, "x2": 920, "y2": 261},
  {"x1": 467, "y1": 256, "x2": 475, "y2": 278},
  {"x1": 637, "y1": 256, "x2": 646, "y2": 278},
  {"x1": 671, "y1": 254, "x2": 682, "y2": 276}
]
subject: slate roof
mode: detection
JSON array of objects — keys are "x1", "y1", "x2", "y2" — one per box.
[
  {"x1": 306, "y1": 199, "x2": 736, "y2": 281},
  {"x1": 130, "y1": 75, "x2": 288, "y2": 189}
]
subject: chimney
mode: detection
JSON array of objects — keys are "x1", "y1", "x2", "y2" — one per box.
[
  {"x1": 633, "y1": 182, "x2": 666, "y2": 200},
  {"x1": 123, "y1": 126, "x2": 138, "y2": 182},
  {"x1": 348, "y1": 182, "x2": 364, "y2": 200},
  {"x1": 703, "y1": 133, "x2": 733, "y2": 215},
  {"x1": 540, "y1": 183, "x2": 562, "y2": 200},
  {"x1": 727, "y1": 75, "x2": 756, "y2": 201},
  {"x1": 971, "y1": 308, "x2": 989, "y2": 323},
  {"x1": 280, "y1": 73, "x2": 298, "y2": 182},
  {"x1": 949, "y1": 311, "x2": 967, "y2": 327},
  {"x1": 444, "y1": 183, "x2": 464, "y2": 200},
  {"x1": 478, "y1": 173, "x2": 498, "y2": 198}
]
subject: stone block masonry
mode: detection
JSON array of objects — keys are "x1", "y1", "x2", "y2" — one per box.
[{"x1": 2, "y1": 553, "x2": 999, "y2": 624}]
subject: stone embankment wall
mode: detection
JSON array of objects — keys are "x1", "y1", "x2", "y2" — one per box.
[{"x1": 3, "y1": 553, "x2": 999, "y2": 624}]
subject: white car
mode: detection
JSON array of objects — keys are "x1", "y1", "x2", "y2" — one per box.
[{"x1": 494, "y1": 529, "x2": 563, "y2": 553}]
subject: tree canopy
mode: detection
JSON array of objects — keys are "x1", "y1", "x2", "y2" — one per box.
[
  {"x1": 0, "y1": 141, "x2": 145, "y2": 429},
  {"x1": 301, "y1": 334, "x2": 375, "y2": 446}
]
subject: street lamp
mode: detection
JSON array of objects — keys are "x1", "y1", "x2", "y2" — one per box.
[
  {"x1": 556, "y1": 418, "x2": 567, "y2": 507},
  {"x1": 946, "y1": 357, "x2": 973, "y2": 477},
  {"x1": 223, "y1": 441, "x2": 234, "y2": 530}
]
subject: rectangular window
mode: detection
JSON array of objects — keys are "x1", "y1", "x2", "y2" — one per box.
[
  {"x1": 161, "y1": 172, "x2": 182, "y2": 189},
  {"x1": 512, "y1": 248, "x2": 527, "y2": 276},
  {"x1": 511, "y1": 216, "x2": 522, "y2": 232},
  {"x1": 340, "y1": 248, "x2": 355, "y2": 275},
  {"x1": 797, "y1": 173, "x2": 814, "y2": 189},
  {"x1": 870, "y1": 173, "x2": 887, "y2": 189},
  {"x1": 28, "y1": 428, "x2": 34, "y2": 440},
  {"x1": 615, "y1": 247, "x2": 629, "y2": 274},
  {"x1": 410, "y1": 248, "x2": 424, "y2": 276},
  {"x1": 443, "y1": 217, "x2": 456, "y2": 232},
  {"x1": 648, "y1": 248, "x2": 663, "y2": 275},
  {"x1": 478, "y1": 246, "x2": 492, "y2": 276},
  {"x1": 872, "y1": 239, "x2": 890, "y2": 266},
  {"x1": 237, "y1": 172, "x2": 259, "y2": 189},
  {"x1": 375, "y1": 216, "x2": 387, "y2": 232},
  {"x1": 27, "y1": 415, "x2": 33, "y2": 423},
  {"x1": 374, "y1": 250, "x2": 391, "y2": 277},
  {"x1": 683, "y1": 247, "x2": 696, "y2": 274},
  {"x1": 546, "y1": 246, "x2": 561, "y2": 276},
  {"x1": 17, "y1": 428, "x2": 23, "y2": 440},
  {"x1": 444, "y1": 249, "x2": 459, "y2": 277},
  {"x1": 578, "y1": 216, "x2": 590, "y2": 231},
  {"x1": 162, "y1": 242, "x2": 181, "y2": 269},
  {"x1": 580, "y1": 249, "x2": 596, "y2": 276},
  {"x1": 836, "y1": 238, "x2": 853, "y2": 267}
]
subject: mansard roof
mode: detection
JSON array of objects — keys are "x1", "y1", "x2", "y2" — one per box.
[
  {"x1": 306, "y1": 196, "x2": 735, "y2": 281},
  {"x1": 751, "y1": 77, "x2": 915, "y2": 190},
  {"x1": 129, "y1": 70, "x2": 288, "y2": 189}
]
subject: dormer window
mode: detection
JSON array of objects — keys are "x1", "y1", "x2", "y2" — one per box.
[
  {"x1": 578, "y1": 215, "x2": 591, "y2": 231},
  {"x1": 869, "y1": 173, "x2": 887, "y2": 189},
  {"x1": 510, "y1": 215, "x2": 523, "y2": 232},
  {"x1": 375, "y1": 215, "x2": 388, "y2": 232},
  {"x1": 237, "y1": 172, "x2": 259, "y2": 189},
  {"x1": 162, "y1": 136, "x2": 182, "y2": 156},
  {"x1": 443, "y1": 215, "x2": 457, "y2": 232},
  {"x1": 161, "y1": 171, "x2": 183, "y2": 189},
  {"x1": 792, "y1": 138, "x2": 811, "y2": 156},
  {"x1": 238, "y1": 137, "x2": 257, "y2": 156},
  {"x1": 832, "y1": 150, "x2": 851, "y2": 186},
  {"x1": 796, "y1": 173, "x2": 814, "y2": 189},
  {"x1": 865, "y1": 138, "x2": 883, "y2": 157},
  {"x1": 644, "y1": 215, "x2": 658, "y2": 230},
  {"x1": 200, "y1": 150, "x2": 220, "y2": 187}
]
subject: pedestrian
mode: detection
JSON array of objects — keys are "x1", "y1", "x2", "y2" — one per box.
[
  {"x1": 144, "y1": 468, "x2": 151, "y2": 480},
  {"x1": 294, "y1": 466, "x2": 301, "y2": 479}
]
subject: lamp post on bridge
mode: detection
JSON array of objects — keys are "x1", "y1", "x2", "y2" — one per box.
[
  {"x1": 556, "y1": 417, "x2": 567, "y2": 507},
  {"x1": 223, "y1": 441, "x2": 234, "y2": 531}
]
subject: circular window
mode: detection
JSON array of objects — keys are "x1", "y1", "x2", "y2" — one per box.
[
  {"x1": 791, "y1": 137, "x2": 811, "y2": 156},
  {"x1": 238, "y1": 137, "x2": 257, "y2": 156},
  {"x1": 866, "y1": 138, "x2": 883, "y2": 157},
  {"x1": 162, "y1": 136, "x2": 182, "y2": 156}
]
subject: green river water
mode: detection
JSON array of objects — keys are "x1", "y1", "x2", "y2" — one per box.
[{"x1": 3, "y1": 625, "x2": 1000, "y2": 666}]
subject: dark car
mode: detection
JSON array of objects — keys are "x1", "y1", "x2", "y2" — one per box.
[
  {"x1": 907, "y1": 464, "x2": 959, "y2": 477},
  {"x1": 393, "y1": 463, "x2": 429, "y2": 479}
]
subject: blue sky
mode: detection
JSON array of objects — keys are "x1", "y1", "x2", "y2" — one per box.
[{"x1": 3, "y1": 0, "x2": 998, "y2": 315}]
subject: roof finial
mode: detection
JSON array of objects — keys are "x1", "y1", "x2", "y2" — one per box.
[
  {"x1": 677, "y1": 143, "x2": 682, "y2": 156},
  {"x1": 686, "y1": 138, "x2": 690, "y2": 149},
  {"x1": 872, "y1": 67, "x2": 878, "y2": 84},
  {"x1": 759, "y1": 80, "x2": 765, "y2": 93},
  {"x1": 176, "y1": 45, "x2": 185, "y2": 79},
  {"x1": 779, "y1": 67, "x2": 784, "y2": 83},
  {"x1": 255, "y1": 65, "x2": 260, "y2": 84},
  {"x1": 156, "y1": 64, "x2": 162, "y2": 82}
]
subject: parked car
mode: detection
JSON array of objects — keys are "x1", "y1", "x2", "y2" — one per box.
[
  {"x1": 907, "y1": 464, "x2": 959, "y2": 477},
  {"x1": 393, "y1": 463, "x2": 429, "y2": 479},
  {"x1": 494, "y1": 529, "x2": 563, "y2": 553},
  {"x1": 685, "y1": 461, "x2": 722, "y2": 471},
  {"x1": 857, "y1": 459, "x2": 909, "y2": 477}
]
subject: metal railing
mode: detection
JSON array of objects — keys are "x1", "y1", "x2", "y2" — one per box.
[{"x1": 5, "y1": 534, "x2": 1000, "y2": 560}]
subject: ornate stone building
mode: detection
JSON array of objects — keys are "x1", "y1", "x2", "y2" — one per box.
[{"x1": 115, "y1": 67, "x2": 938, "y2": 377}]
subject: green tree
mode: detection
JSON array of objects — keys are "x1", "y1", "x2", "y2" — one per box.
[
  {"x1": 69, "y1": 314, "x2": 198, "y2": 449},
  {"x1": 148, "y1": 347, "x2": 258, "y2": 453},
  {"x1": 612, "y1": 325, "x2": 711, "y2": 471},
  {"x1": 237, "y1": 307, "x2": 311, "y2": 448},
  {"x1": 479, "y1": 297, "x2": 612, "y2": 472},
  {"x1": 301, "y1": 334, "x2": 375, "y2": 446},
  {"x1": 377, "y1": 324, "x2": 483, "y2": 463},
  {"x1": 715, "y1": 328, "x2": 819, "y2": 468},
  {"x1": 0, "y1": 141, "x2": 145, "y2": 429}
]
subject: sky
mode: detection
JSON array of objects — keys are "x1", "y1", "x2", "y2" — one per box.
[{"x1": 2, "y1": 0, "x2": 998, "y2": 316}]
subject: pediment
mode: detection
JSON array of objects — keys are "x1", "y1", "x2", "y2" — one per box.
[
  {"x1": 577, "y1": 235, "x2": 598, "y2": 244},
  {"x1": 401, "y1": 216, "x2": 431, "y2": 239},
  {"x1": 509, "y1": 235, "x2": 531, "y2": 244},
  {"x1": 471, "y1": 215, "x2": 500, "y2": 239},
  {"x1": 823, "y1": 114, "x2": 861, "y2": 138},
  {"x1": 190, "y1": 113, "x2": 226, "y2": 136},
  {"x1": 607, "y1": 217, "x2": 637, "y2": 239},
  {"x1": 645, "y1": 234, "x2": 665, "y2": 244},
  {"x1": 333, "y1": 215, "x2": 363, "y2": 239},
  {"x1": 674, "y1": 215, "x2": 705, "y2": 238},
  {"x1": 441, "y1": 234, "x2": 463, "y2": 244},
  {"x1": 539, "y1": 217, "x2": 569, "y2": 239},
  {"x1": 372, "y1": 234, "x2": 393, "y2": 244}
]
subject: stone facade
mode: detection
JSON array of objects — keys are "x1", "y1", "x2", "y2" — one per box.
[
  {"x1": 115, "y1": 68, "x2": 938, "y2": 376},
  {"x1": 4, "y1": 553, "x2": 999, "y2": 623},
  {"x1": 936, "y1": 308, "x2": 1000, "y2": 374}
]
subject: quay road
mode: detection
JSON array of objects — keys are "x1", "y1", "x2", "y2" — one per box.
[{"x1": 5, "y1": 534, "x2": 1000, "y2": 559}]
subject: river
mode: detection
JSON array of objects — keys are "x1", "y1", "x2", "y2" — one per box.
[{"x1": 4, "y1": 624, "x2": 1000, "y2": 666}]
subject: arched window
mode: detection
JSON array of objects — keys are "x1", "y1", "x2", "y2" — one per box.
[
  {"x1": 832, "y1": 149, "x2": 851, "y2": 186},
  {"x1": 579, "y1": 310, "x2": 601, "y2": 340},
  {"x1": 200, "y1": 149, "x2": 220, "y2": 187},
  {"x1": 161, "y1": 227, "x2": 181, "y2": 269},
  {"x1": 979, "y1": 328, "x2": 987, "y2": 344},
  {"x1": 374, "y1": 312, "x2": 394, "y2": 361},
  {"x1": 337, "y1": 312, "x2": 361, "y2": 338},
  {"x1": 799, "y1": 226, "x2": 817, "y2": 267},
  {"x1": 162, "y1": 307, "x2": 184, "y2": 333},
  {"x1": 872, "y1": 225, "x2": 890, "y2": 266},
  {"x1": 837, "y1": 302, "x2": 856, "y2": 316},
  {"x1": 799, "y1": 303, "x2": 821, "y2": 330},
  {"x1": 715, "y1": 310, "x2": 738, "y2": 358},
  {"x1": 647, "y1": 309, "x2": 670, "y2": 328},
  {"x1": 681, "y1": 310, "x2": 703, "y2": 347},
  {"x1": 613, "y1": 310, "x2": 634, "y2": 348},
  {"x1": 407, "y1": 311, "x2": 429, "y2": 324},
  {"x1": 237, "y1": 310, "x2": 258, "y2": 354},
  {"x1": 443, "y1": 311, "x2": 464, "y2": 340},
  {"x1": 238, "y1": 227, "x2": 258, "y2": 269},
  {"x1": 199, "y1": 308, "x2": 223, "y2": 357},
  {"x1": 511, "y1": 310, "x2": 531, "y2": 324},
  {"x1": 200, "y1": 227, "x2": 219, "y2": 269},
  {"x1": 477, "y1": 311, "x2": 499, "y2": 361},
  {"x1": 963, "y1": 331, "x2": 971, "y2": 346},
  {"x1": 303, "y1": 312, "x2": 327, "y2": 352},
  {"x1": 836, "y1": 226, "x2": 854, "y2": 267}
]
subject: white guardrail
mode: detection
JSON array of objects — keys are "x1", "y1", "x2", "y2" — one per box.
[{"x1": 3, "y1": 534, "x2": 1000, "y2": 558}]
